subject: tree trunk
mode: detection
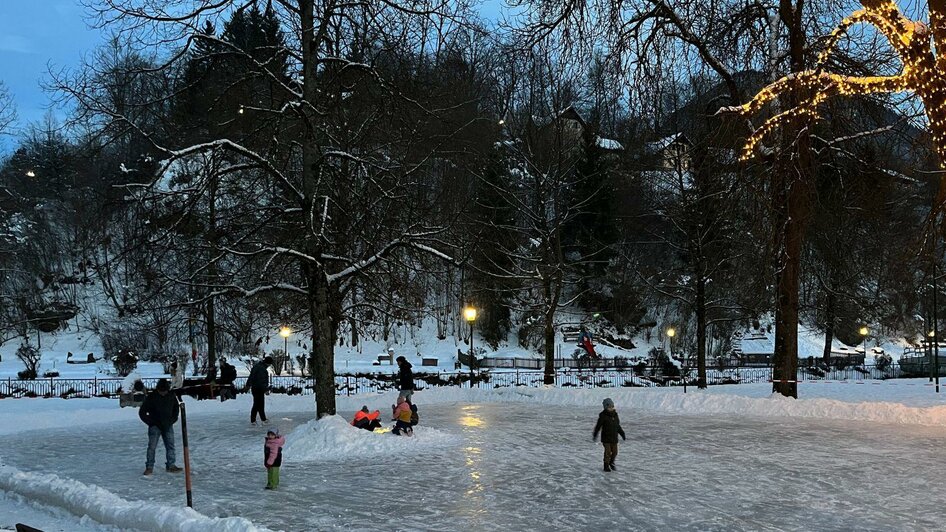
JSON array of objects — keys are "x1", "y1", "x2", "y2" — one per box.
[
  {"x1": 299, "y1": 0, "x2": 336, "y2": 417},
  {"x1": 771, "y1": 0, "x2": 812, "y2": 399},
  {"x1": 822, "y1": 286, "x2": 836, "y2": 362},
  {"x1": 543, "y1": 277, "x2": 557, "y2": 385},
  {"x1": 695, "y1": 275, "x2": 707, "y2": 388}
]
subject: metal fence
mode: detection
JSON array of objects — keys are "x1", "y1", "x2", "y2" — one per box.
[{"x1": 0, "y1": 363, "x2": 913, "y2": 400}]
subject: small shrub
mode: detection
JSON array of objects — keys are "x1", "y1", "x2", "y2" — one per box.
[
  {"x1": 15, "y1": 344, "x2": 41, "y2": 379},
  {"x1": 113, "y1": 348, "x2": 139, "y2": 377},
  {"x1": 874, "y1": 353, "x2": 892, "y2": 371}
]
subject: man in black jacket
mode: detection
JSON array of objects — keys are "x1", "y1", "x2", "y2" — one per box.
[
  {"x1": 139, "y1": 378, "x2": 182, "y2": 475},
  {"x1": 244, "y1": 356, "x2": 273, "y2": 425},
  {"x1": 396, "y1": 355, "x2": 414, "y2": 403}
]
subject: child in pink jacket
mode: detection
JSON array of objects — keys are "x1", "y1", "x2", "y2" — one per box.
[
  {"x1": 264, "y1": 429, "x2": 285, "y2": 489},
  {"x1": 391, "y1": 396, "x2": 413, "y2": 436}
]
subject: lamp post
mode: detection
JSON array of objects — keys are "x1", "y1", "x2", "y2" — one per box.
[
  {"x1": 464, "y1": 306, "x2": 477, "y2": 387},
  {"x1": 859, "y1": 326, "x2": 869, "y2": 365},
  {"x1": 668, "y1": 327, "x2": 683, "y2": 393},
  {"x1": 279, "y1": 325, "x2": 291, "y2": 359},
  {"x1": 25, "y1": 170, "x2": 35, "y2": 178}
]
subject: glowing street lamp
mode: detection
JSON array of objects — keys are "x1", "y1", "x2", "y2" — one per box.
[
  {"x1": 25, "y1": 170, "x2": 35, "y2": 178},
  {"x1": 238, "y1": 105, "x2": 245, "y2": 115},
  {"x1": 464, "y1": 306, "x2": 477, "y2": 387},
  {"x1": 859, "y1": 326, "x2": 869, "y2": 363},
  {"x1": 498, "y1": 119, "x2": 505, "y2": 126},
  {"x1": 279, "y1": 326, "x2": 291, "y2": 359}
]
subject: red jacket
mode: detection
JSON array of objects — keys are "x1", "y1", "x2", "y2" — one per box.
[{"x1": 351, "y1": 410, "x2": 380, "y2": 425}]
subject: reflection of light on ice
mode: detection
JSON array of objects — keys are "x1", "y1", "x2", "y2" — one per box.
[
  {"x1": 459, "y1": 405, "x2": 485, "y2": 428},
  {"x1": 464, "y1": 446, "x2": 483, "y2": 495},
  {"x1": 374, "y1": 426, "x2": 392, "y2": 434}
]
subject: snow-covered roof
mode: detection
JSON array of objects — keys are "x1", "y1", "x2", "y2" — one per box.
[
  {"x1": 646, "y1": 132, "x2": 691, "y2": 153},
  {"x1": 596, "y1": 136, "x2": 623, "y2": 151}
]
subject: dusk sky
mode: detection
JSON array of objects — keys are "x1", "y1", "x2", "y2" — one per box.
[
  {"x1": 0, "y1": 1, "x2": 104, "y2": 149},
  {"x1": 0, "y1": 0, "x2": 505, "y2": 154}
]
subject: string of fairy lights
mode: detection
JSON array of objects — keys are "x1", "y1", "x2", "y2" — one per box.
[{"x1": 726, "y1": 0, "x2": 946, "y2": 170}]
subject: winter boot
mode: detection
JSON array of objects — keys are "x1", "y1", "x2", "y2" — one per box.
[
  {"x1": 166, "y1": 465, "x2": 183, "y2": 473},
  {"x1": 603, "y1": 463, "x2": 612, "y2": 472},
  {"x1": 143, "y1": 468, "x2": 153, "y2": 476},
  {"x1": 609, "y1": 462, "x2": 616, "y2": 471}
]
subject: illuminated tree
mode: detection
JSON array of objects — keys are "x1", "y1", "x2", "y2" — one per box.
[{"x1": 724, "y1": 0, "x2": 946, "y2": 201}]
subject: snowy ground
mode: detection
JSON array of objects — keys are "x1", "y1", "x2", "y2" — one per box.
[{"x1": 4, "y1": 383, "x2": 946, "y2": 531}]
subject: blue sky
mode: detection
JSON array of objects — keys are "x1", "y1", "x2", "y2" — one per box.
[
  {"x1": 0, "y1": 1, "x2": 104, "y2": 147},
  {"x1": 0, "y1": 0, "x2": 505, "y2": 153}
]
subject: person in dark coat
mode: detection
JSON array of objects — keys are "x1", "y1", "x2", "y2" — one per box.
[
  {"x1": 139, "y1": 378, "x2": 182, "y2": 475},
  {"x1": 592, "y1": 397, "x2": 626, "y2": 472},
  {"x1": 244, "y1": 356, "x2": 273, "y2": 425},
  {"x1": 396, "y1": 355, "x2": 414, "y2": 403},
  {"x1": 218, "y1": 358, "x2": 238, "y2": 401}
]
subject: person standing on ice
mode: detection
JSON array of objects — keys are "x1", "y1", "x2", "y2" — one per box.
[
  {"x1": 395, "y1": 355, "x2": 414, "y2": 403},
  {"x1": 139, "y1": 378, "x2": 182, "y2": 475},
  {"x1": 264, "y1": 428, "x2": 285, "y2": 490},
  {"x1": 245, "y1": 356, "x2": 273, "y2": 426},
  {"x1": 592, "y1": 398, "x2": 626, "y2": 472}
]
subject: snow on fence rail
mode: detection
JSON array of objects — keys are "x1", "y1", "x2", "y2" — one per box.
[{"x1": 0, "y1": 364, "x2": 911, "y2": 399}]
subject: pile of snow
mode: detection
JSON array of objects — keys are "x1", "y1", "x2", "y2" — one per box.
[
  {"x1": 283, "y1": 414, "x2": 460, "y2": 462},
  {"x1": 0, "y1": 464, "x2": 266, "y2": 532}
]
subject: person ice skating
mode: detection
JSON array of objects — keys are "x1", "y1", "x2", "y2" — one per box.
[
  {"x1": 351, "y1": 406, "x2": 382, "y2": 431},
  {"x1": 139, "y1": 378, "x2": 182, "y2": 475},
  {"x1": 218, "y1": 357, "x2": 238, "y2": 401},
  {"x1": 391, "y1": 396, "x2": 413, "y2": 436},
  {"x1": 396, "y1": 355, "x2": 414, "y2": 403},
  {"x1": 245, "y1": 356, "x2": 273, "y2": 425},
  {"x1": 592, "y1": 398, "x2": 626, "y2": 472},
  {"x1": 264, "y1": 428, "x2": 285, "y2": 490}
]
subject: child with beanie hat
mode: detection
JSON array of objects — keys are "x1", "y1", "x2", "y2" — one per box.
[
  {"x1": 264, "y1": 428, "x2": 285, "y2": 489},
  {"x1": 593, "y1": 398, "x2": 626, "y2": 472}
]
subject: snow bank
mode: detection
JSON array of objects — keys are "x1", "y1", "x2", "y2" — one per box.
[
  {"x1": 0, "y1": 464, "x2": 267, "y2": 532},
  {"x1": 385, "y1": 385, "x2": 946, "y2": 427},
  {"x1": 283, "y1": 414, "x2": 460, "y2": 462}
]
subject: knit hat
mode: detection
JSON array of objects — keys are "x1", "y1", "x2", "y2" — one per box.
[
  {"x1": 602, "y1": 398, "x2": 615, "y2": 409},
  {"x1": 267, "y1": 428, "x2": 279, "y2": 436}
]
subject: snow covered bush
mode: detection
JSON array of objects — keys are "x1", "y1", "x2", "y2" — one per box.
[
  {"x1": 112, "y1": 348, "x2": 139, "y2": 377},
  {"x1": 874, "y1": 353, "x2": 893, "y2": 371},
  {"x1": 15, "y1": 343, "x2": 40, "y2": 380}
]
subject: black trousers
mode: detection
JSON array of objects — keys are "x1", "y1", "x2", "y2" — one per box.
[{"x1": 251, "y1": 388, "x2": 267, "y2": 422}]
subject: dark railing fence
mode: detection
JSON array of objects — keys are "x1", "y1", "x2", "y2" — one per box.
[{"x1": 0, "y1": 363, "x2": 914, "y2": 399}]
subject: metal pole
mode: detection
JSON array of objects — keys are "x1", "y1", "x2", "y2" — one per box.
[
  {"x1": 178, "y1": 396, "x2": 193, "y2": 508},
  {"x1": 933, "y1": 251, "x2": 939, "y2": 393},
  {"x1": 469, "y1": 321, "x2": 474, "y2": 388}
]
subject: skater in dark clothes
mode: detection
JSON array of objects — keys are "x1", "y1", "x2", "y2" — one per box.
[
  {"x1": 592, "y1": 397, "x2": 626, "y2": 472},
  {"x1": 139, "y1": 378, "x2": 182, "y2": 475},
  {"x1": 395, "y1": 355, "x2": 414, "y2": 403},
  {"x1": 244, "y1": 356, "x2": 273, "y2": 425}
]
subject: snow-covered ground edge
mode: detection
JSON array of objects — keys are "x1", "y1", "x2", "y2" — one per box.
[
  {"x1": 5, "y1": 382, "x2": 946, "y2": 437},
  {"x1": 0, "y1": 465, "x2": 269, "y2": 532}
]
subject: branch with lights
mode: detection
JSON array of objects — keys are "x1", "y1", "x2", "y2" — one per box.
[{"x1": 720, "y1": 0, "x2": 946, "y2": 186}]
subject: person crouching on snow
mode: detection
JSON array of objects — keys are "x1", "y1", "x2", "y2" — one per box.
[
  {"x1": 592, "y1": 398, "x2": 626, "y2": 472},
  {"x1": 264, "y1": 429, "x2": 285, "y2": 490},
  {"x1": 352, "y1": 405, "x2": 382, "y2": 431},
  {"x1": 391, "y1": 396, "x2": 413, "y2": 436}
]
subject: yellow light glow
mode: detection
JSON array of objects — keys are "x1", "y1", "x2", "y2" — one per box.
[
  {"x1": 463, "y1": 306, "x2": 477, "y2": 322},
  {"x1": 860, "y1": 326, "x2": 869, "y2": 336},
  {"x1": 667, "y1": 328, "x2": 676, "y2": 338},
  {"x1": 279, "y1": 326, "x2": 291, "y2": 338}
]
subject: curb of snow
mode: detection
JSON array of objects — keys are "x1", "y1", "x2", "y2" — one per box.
[{"x1": 0, "y1": 464, "x2": 269, "y2": 532}]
